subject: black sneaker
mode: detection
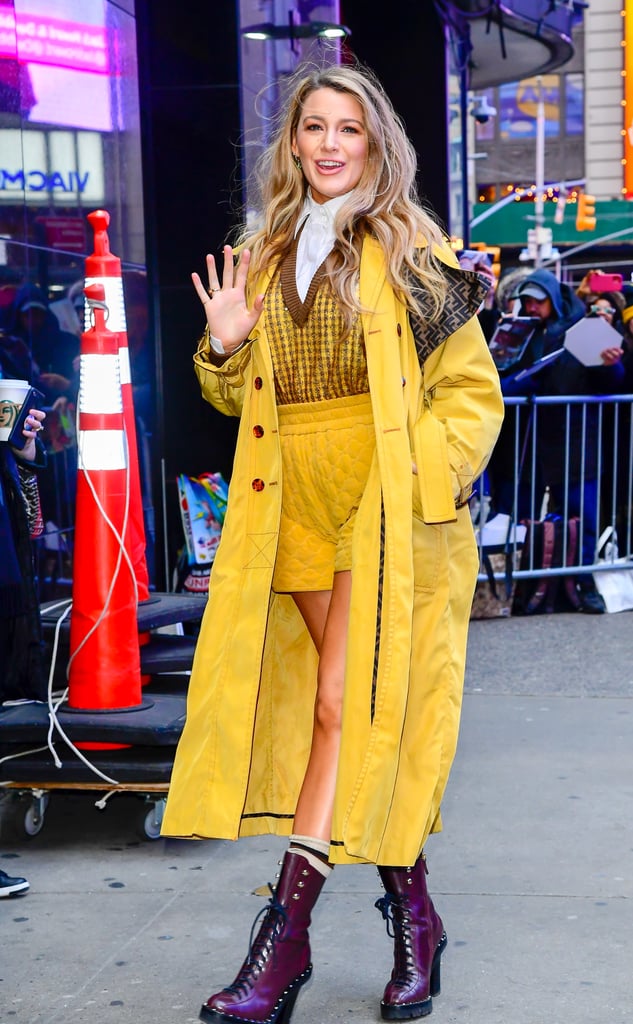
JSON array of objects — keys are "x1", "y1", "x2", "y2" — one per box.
[{"x1": 0, "y1": 869, "x2": 29, "y2": 897}]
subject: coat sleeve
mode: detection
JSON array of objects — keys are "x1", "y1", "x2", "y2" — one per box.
[
  {"x1": 192, "y1": 325, "x2": 255, "y2": 418},
  {"x1": 412, "y1": 313, "x2": 504, "y2": 522}
]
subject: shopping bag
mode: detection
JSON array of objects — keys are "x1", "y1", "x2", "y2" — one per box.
[
  {"x1": 471, "y1": 549, "x2": 522, "y2": 619},
  {"x1": 593, "y1": 527, "x2": 633, "y2": 613},
  {"x1": 470, "y1": 513, "x2": 525, "y2": 619}
]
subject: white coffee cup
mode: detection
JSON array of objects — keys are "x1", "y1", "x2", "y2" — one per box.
[{"x1": 0, "y1": 379, "x2": 31, "y2": 442}]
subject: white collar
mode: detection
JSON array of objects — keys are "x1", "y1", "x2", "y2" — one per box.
[{"x1": 295, "y1": 190, "x2": 354, "y2": 236}]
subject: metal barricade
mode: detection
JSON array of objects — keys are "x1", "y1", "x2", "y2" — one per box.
[{"x1": 474, "y1": 394, "x2": 633, "y2": 584}]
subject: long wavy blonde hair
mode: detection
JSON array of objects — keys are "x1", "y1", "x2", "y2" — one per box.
[{"x1": 239, "y1": 62, "x2": 449, "y2": 334}]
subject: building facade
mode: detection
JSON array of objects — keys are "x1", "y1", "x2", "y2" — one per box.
[{"x1": 470, "y1": 1, "x2": 633, "y2": 254}]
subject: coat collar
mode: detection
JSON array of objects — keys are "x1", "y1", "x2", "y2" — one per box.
[
  {"x1": 359, "y1": 234, "x2": 488, "y2": 363},
  {"x1": 407, "y1": 260, "x2": 489, "y2": 364}
]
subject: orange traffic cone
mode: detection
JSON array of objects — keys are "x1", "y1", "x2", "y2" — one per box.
[
  {"x1": 84, "y1": 209, "x2": 150, "y2": 603},
  {"x1": 68, "y1": 284, "x2": 142, "y2": 714}
]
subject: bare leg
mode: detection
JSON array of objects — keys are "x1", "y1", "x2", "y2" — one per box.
[
  {"x1": 291, "y1": 569, "x2": 352, "y2": 843},
  {"x1": 200, "y1": 575, "x2": 349, "y2": 1023}
]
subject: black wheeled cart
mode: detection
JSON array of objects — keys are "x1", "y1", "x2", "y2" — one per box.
[{"x1": 0, "y1": 592, "x2": 206, "y2": 840}]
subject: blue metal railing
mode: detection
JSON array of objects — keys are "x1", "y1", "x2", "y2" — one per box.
[{"x1": 473, "y1": 394, "x2": 633, "y2": 583}]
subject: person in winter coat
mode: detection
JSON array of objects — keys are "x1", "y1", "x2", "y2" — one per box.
[
  {"x1": 1, "y1": 285, "x2": 79, "y2": 529},
  {"x1": 585, "y1": 290, "x2": 624, "y2": 332},
  {"x1": 0, "y1": 370, "x2": 42, "y2": 905},
  {"x1": 1, "y1": 284, "x2": 79, "y2": 404},
  {"x1": 0, "y1": 385, "x2": 46, "y2": 701},
  {"x1": 161, "y1": 62, "x2": 503, "y2": 1024},
  {"x1": 595, "y1": 288, "x2": 633, "y2": 554},
  {"x1": 501, "y1": 269, "x2": 624, "y2": 613}
]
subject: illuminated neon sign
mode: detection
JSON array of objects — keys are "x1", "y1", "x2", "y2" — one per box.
[
  {"x1": 1, "y1": 169, "x2": 91, "y2": 193},
  {"x1": 0, "y1": 10, "x2": 108, "y2": 74},
  {"x1": 0, "y1": 128, "x2": 105, "y2": 204}
]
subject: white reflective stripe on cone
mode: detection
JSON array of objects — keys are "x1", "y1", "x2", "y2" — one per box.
[
  {"x1": 84, "y1": 276, "x2": 127, "y2": 332},
  {"x1": 118, "y1": 345, "x2": 131, "y2": 386},
  {"x1": 79, "y1": 430, "x2": 127, "y2": 470},
  {"x1": 79, "y1": 354, "x2": 123, "y2": 414}
]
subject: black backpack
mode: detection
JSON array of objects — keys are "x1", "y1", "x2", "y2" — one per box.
[{"x1": 512, "y1": 514, "x2": 582, "y2": 615}]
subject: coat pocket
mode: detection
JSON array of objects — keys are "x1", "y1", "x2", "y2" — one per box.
[{"x1": 412, "y1": 517, "x2": 442, "y2": 592}]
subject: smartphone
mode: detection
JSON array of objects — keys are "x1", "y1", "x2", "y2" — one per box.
[
  {"x1": 458, "y1": 249, "x2": 492, "y2": 267},
  {"x1": 587, "y1": 272, "x2": 623, "y2": 293},
  {"x1": 7, "y1": 386, "x2": 45, "y2": 449}
]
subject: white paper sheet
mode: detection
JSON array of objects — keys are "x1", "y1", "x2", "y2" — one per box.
[{"x1": 564, "y1": 316, "x2": 622, "y2": 366}]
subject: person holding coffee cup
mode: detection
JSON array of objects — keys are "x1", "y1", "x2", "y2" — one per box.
[{"x1": 0, "y1": 381, "x2": 47, "y2": 701}]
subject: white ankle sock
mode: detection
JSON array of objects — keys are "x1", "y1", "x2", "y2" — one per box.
[
  {"x1": 288, "y1": 834, "x2": 332, "y2": 878},
  {"x1": 289, "y1": 833, "x2": 330, "y2": 857}
]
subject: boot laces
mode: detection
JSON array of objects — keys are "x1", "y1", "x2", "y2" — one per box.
[
  {"x1": 375, "y1": 893, "x2": 397, "y2": 938},
  {"x1": 225, "y1": 889, "x2": 288, "y2": 996},
  {"x1": 375, "y1": 892, "x2": 415, "y2": 981}
]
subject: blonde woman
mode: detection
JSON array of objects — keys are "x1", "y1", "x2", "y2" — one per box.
[{"x1": 162, "y1": 62, "x2": 503, "y2": 1024}]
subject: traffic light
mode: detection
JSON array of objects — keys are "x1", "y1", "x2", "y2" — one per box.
[{"x1": 576, "y1": 192, "x2": 596, "y2": 232}]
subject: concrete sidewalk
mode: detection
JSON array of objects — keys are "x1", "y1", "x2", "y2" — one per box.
[{"x1": 1, "y1": 611, "x2": 632, "y2": 1024}]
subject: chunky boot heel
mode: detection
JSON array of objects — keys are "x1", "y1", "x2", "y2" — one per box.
[
  {"x1": 376, "y1": 854, "x2": 446, "y2": 1020},
  {"x1": 429, "y1": 932, "x2": 447, "y2": 998},
  {"x1": 275, "y1": 970, "x2": 311, "y2": 1024},
  {"x1": 200, "y1": 851, "x2": 325, "y2": 1024}
]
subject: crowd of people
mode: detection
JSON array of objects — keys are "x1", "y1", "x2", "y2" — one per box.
[{"x1": 460, "y1": 250, "x2": 633, "y2": 614}]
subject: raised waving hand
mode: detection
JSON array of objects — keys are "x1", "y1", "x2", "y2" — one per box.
[{"x1": 192, "y1": 246, "x2": 265, "y2": 356}]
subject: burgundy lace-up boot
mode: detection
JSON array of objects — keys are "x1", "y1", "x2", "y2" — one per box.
[
  {"x1": 200, "y1": 850, "x2": 326, "y2": 1024},
  {"x1": 375, "y1": 854, "x2": 447, "y2": 1020}
]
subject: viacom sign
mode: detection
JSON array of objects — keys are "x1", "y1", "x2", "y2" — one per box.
[
  {"x1": 0, "y1": 129, "x2": 104, "y2": 204},
  {"x1": 1, "y1": 170, "x2": 91, "y2": 193}
]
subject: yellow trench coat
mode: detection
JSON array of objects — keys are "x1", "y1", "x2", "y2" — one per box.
[{"x1": 161, "y1": 237, "x2": 504, "y2": 865}]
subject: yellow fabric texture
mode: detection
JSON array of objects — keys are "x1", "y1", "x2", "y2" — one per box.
[
  {"x1": 162, "y1": 236, "x2": 504, "y2": 866},
  {"x1": 265, "y1": 266, "x2": 369, "y2": 404},
  {"x1": 273, "y1": 393, "x2": 375, "y2": 592}
]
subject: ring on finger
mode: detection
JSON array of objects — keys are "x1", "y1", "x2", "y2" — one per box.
[{"x1": 208, "y1": 287, "x2": 220, "y2": 296}]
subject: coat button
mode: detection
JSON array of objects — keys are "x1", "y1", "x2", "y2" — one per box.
[
  {"x1": 253, "y1": 425, "x2": 264, "y2": 438},
  {"x1": 396, "y1": 323, "x2": 402, "y2": 337},
  {"x1": 254, "y1": 376, "x2": 263, "y2": 390},
  {"x1": 252, "y1": 478, "x2": 265, "y2": 491}
]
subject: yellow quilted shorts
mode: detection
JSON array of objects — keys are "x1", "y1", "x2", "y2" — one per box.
[{"x1": 272, "y1": 393, "x2": 375, "y2": 593}]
